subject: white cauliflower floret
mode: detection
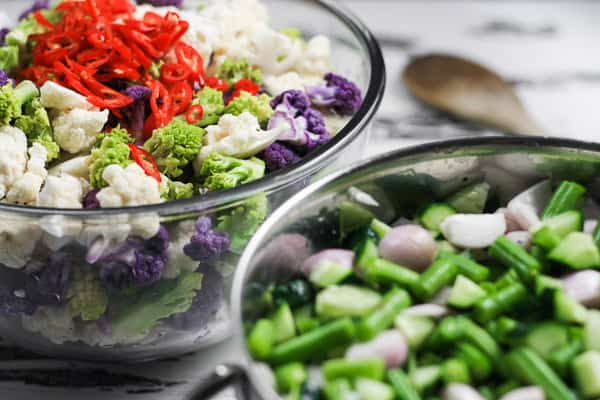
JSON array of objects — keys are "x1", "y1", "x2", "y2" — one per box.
[
  {"x1": 40, "y1": 81, "x2": 92, "y2": 111},
  {"x1": 96, "y1": 163, "x2": 163, "y2": 207},
  {"x1": 0, "y1": 213, "x2": 41, "y2": 269},
  {"x1": 194, "y1": 112, "x2": 285, "y2": 169},
  {"x1": 38, "y1": 174, "x2": 84, "y2": 208},
  {"x1": 163, "y1": 220, "x2": 198, "y2": 279},
  {"x1": 22, "y1": 306, "x2": 77, "y2": 345},
  {"x1": 226, "y1": 26, "x2": 303, "y2": 76},
  {"x1": 49, "y1": 155, "x2": 91, "y2": 179},
  {"x1": 5, "y1": 143, "x2": 48, "y2": 205},
  {"x1": 0, "y1": 126, "x2": 28, "y2": 199},
  {"x1": 294, "y1": 35, "x2": 332, "y2": 77},
  {"x1": 52, "y1": 108, "x2": 109, "y2": 154},
  {"x1": 39, "y1": 215, "x2": 83, "y2": 251},
  {"x1": 201, "y1": 0, "x2": 269, "y2": 48},
  {"x1": 263, "y1": 72, "x2": 325, "y2": 97}
]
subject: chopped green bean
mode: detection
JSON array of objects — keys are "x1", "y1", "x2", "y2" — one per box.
[{"x1": 357, "y1": 287, "x2": 411, "y2": 341}]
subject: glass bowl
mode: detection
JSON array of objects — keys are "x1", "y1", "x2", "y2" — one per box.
[
  {"x1": 0, "y1": 0, "x2": 385, "y2": 361},
  {"x1": 227, "y1": 137, "x2": 600, "y2": 399}
]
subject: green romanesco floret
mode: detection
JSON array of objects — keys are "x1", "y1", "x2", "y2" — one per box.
[
  {"x1": 0, "y1": 80, "x2": 39, "y2": 126},
  {"x1": 14, "y1": 98, "x2": 59, "y2": 162},
  {"x1": 67, "y1": 268, "x2": 109, "y2": 321},
  {"x1": 224, "y1": 92, "x2": 273, "y2": 127},
  {"x1": 144, "y1": 119, "x2": 205, "y2": 179},
  {"x1": 190, "y1": 87, "x2": 225, "y2": 127},
  {"x1": 216, "y1": 58, "x2": 262, "y2": 87},
  {"x1": 89, "y1": 127, "x2": 133, "y2": 188},
  {"x1": 0, "y1": 46, "x2": 19, "y2": 73},
  {"x1": 161, "y1": 178, "x2": 195, "y2": 201},
  {"x1": 199, "y1": 152, "x2": 265, "y2": 192},
  {"x1": 217, "y1": 193, "x2": 268, "y2": 252}
]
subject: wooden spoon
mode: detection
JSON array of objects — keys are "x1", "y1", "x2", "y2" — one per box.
[{"x1": 403, "y1": 54, "x2": 544, "y2": 135}]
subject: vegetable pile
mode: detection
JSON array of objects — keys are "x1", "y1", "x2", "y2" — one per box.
[
  {"x1": 0, "y1": 0, "x2": 363, "y2": 349},
  {"x1": 0, "y1": 0, "x2": 362, "y2": 210},
  {"x1": 245, "y1": 179, "x2": 600, "y2": 400}
]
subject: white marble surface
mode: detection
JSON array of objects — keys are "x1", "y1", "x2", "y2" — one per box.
[{"x1": 2, "y1": 1, "x2": 600, "y2": 399}]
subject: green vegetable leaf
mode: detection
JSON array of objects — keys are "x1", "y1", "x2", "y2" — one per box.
[
  {"x1": 217, "y1": 193, "x2": 268, "y2": 252},
  {"x1": 112, "y1": 272, "x2": 204, "y2": 336}
]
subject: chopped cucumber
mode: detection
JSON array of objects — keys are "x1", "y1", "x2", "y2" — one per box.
[
  {"x1": 323, "y1": 378, "x2": 356, "y2": 400},
  {"x1": 448, "y1": 275, "x2": 487, "y2": 309},
  {"x1": 441, "y1": 358, "x2": 471, "y2": 384},
  {"x1": 316, "y1": 285, "x2": 381, "y2": 318},
  {"x1": 275, "y1": 362, "x2": 308, "y2": 392},
  {"x1": 355, "y1": 378, "x2": 394, "y2": 400},
  {"x1": 395, "y1": 314, "x2": 435, "y2": 349},
  {"x1": 524, "y1": 322, "x2": 569, "y2": 358},
  {"x1": 572, "y1": 351, "x2": 600, "y2": 398},
  {"x1": 554, "y1": 290, "x2": 587, "y2": 324},
  {"x1": 419, "y1": 203, "x2": 456, "y2": 233},
  {"x1": 548, "y1": 232, "x2": 600, "y2": 269},
  {"x1": 272, "y1": 303, "x2": 297, "y2": 344},
  {"x1": 339, "y1": 201, "x2": 375, "y2": 240},
  {"x1": 309, "y1": 260, "x2": 353, "y2": 288},
  {"x1": 247, "y1": 319, "x2": 274, "y2": 360},
  {"x1": 410, "y1": 365, "x2": 441, "y2": 393},
  {"x1": 584, "y1": 310, "x2": 600, "y2": 351},
  {"x1": 544, "y1": 210, "x2": 583, "y2": 237},
  {"x1": 532, "y1": 225, "x2": 561, "y2": 251},
  {"x1": 447, "y1": 182, "x2": 491, "y2": 214}
]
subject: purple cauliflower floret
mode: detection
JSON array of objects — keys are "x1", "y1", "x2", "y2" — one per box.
[
  {"x1": 0, "y1": 28, "x2": 9, "y2": 47},
  {"x1": 25, "y1": 245, "x2": 86, "y2": 306},
  {"x1": 19, "y1": 0, "x2": 50, "y2": 21},
  {"x1": 183, "y1": 216, "x2": 230, "y2": 262},
  {"x1": 259, "y1": 142, "x2": 301, "y2": 172},
  {"x1": 270, "y1": 90, "x2": 310, "y2": 116},
  {"x1": 306, "y1": 73, "x2": 362, "y2": 116},
  {"x1": 120, "y1": 85, "x2": 152, "y2": 145},
  {"x1": 136, "y1": 0, "x2": 183, "y2": 7},
  {"x1": 268, "y1": 90, "x2": 331, "y2": 155},
  {"x1": 95, "y1": 226, "x2": 169, "y2": 288},
  {"x1": 83, "y1": 189, "x2": 101, "y2": 209},
  {"x1": 0, "y1": 70, "x2": 10, "y2": 88}
]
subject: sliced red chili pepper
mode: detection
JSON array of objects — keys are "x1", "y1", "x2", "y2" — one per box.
[
  {"x1": 160, "y1": 63, "x2": 191, "y2": 84},
  {"x1": 53, "y1": 61, "x2": 95, "y2": 97},
  {"x1": 175, "y1": 42, "x2": 204, "y2": 82},
  {"x1": 186, "y1": 105, "x2": 204, "y2": 124},
  {"x1": 129, "y1": 42, "x2": 152, "y2": 70},
  {"x1": 34, "y1": 10, "x2": 55, "y2": 30},
  {"x1": 150, "y1": 80, "x2": 172, "y2": 128},
  {"x1": 234, "y1": 78, "x2": 260, "y2": 95},
  {"x1": 143, "y1": 12, "x2": 164, "y2": 29},
  {"x1": 205, "y1": 76, "x2": 229, "y2": 92},
  {"x1": 170, "y1": 81, "x2": 192, "y2": 115},
  {"x1": 36, "y1": 48, "x2": 68, "y2": 65},
  {"x1": 128, "y1": 144, "x2": 162, "y2": 183},
  {"x1": 76, "y1": 48, "x2": 111, "y2": 69}
]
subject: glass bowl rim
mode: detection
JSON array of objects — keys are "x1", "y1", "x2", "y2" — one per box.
[{"x1": 0, "y1": 0, "x2": 386, "y2": 217}]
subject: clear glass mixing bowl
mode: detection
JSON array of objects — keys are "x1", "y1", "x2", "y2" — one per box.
[
  {"x1": 0, "y1": 0, "x2": 385, "y2": 361},
  {"x1": 225, "y1": 137, "x2": 600, "y2": 400}
]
